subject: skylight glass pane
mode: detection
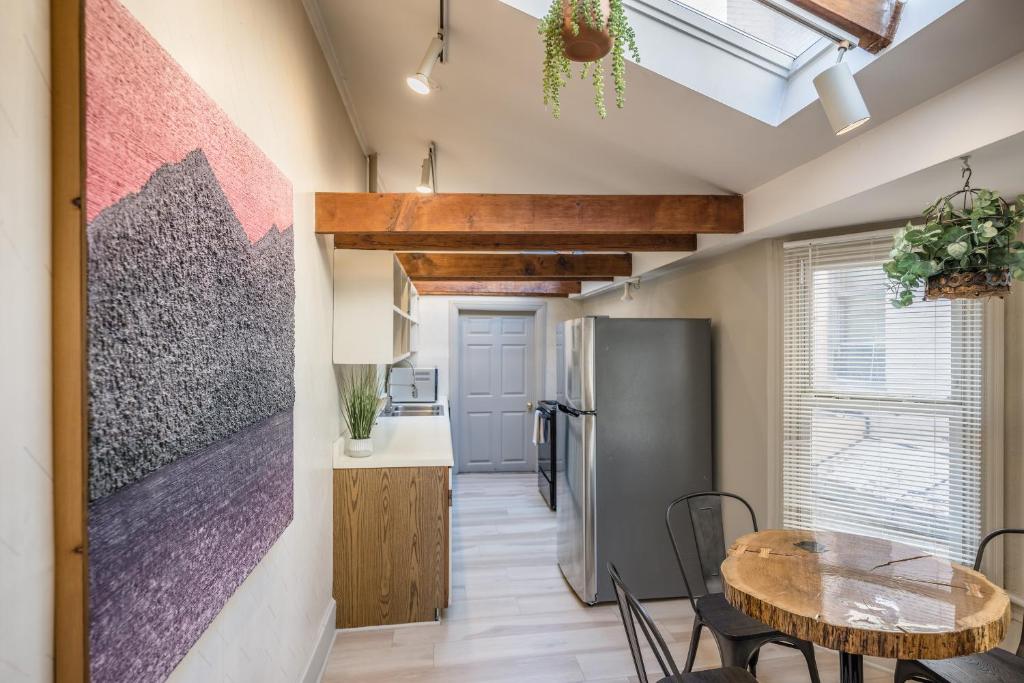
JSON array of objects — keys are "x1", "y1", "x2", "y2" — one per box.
[{"x1": 669, "y1": 0, "x2": 823, "y2": 58}]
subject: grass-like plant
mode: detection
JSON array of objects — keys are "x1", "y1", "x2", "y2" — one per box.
[
  {"x1": 341, "y1": 365, "x2": 384, "y2": 440},
  {"x1": 539, "y1": 0, "x2": 639, "y2": 118},
  {"x1": 883, "y1": 189, "x2": 1024, "y2": 307}
]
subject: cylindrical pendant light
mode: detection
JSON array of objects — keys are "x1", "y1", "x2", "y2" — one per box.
[{"x1": 813, "y1": 43, "x2": 870, "y2": 136}]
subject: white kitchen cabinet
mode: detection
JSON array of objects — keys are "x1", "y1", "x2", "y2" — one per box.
[{"x1": 332, "y1": 250, "x2": 418, "y2": 364}]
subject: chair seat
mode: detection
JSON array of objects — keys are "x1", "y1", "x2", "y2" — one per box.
[
  {"x1": 659, "y1": 666, "x2": 758, "y2": 682},
  {"x1": 695, "y1": 593, "x2": 779, "y2": 640},
  {"x1": 915, "y1": 647, "x2": 1024, "y2": 683}
]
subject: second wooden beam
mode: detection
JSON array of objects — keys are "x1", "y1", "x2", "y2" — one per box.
[{"x1": 398, "y1": 253, "x2": 631, "y2": 281}]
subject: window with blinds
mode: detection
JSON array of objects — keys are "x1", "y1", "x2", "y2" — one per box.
[{"x1": 782, "y1": 231, "x2": 985, "y2": 565}]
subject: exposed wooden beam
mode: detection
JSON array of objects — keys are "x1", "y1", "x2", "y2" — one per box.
[
  {"x1": 414, "y1": 280, "x2": 582, "y2": 297},
  {"x1": 315, "y1": 193, "x2": 743, "y2": 243},
  {"x1": 788, "y1": 0, "x2": 904, "y2": 53},
  {"x1": 397, "y1": 253, "x2": 631, "y2": 281},
  {"x1": 332, "y1": 232, "x2": 697, "y2": 252}
]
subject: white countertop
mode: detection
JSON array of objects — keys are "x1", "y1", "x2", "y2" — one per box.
[{"x1": 333, "y1": 402, "x2": 453, "y2": 469}]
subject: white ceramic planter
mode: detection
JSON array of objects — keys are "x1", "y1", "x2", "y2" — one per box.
[{"x1": 346, "y1": 437, "x2": 374, "y2": 458}]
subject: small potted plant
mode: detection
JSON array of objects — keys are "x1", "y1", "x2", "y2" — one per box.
[
  {"x1": 539, "y1": 0, "x2": 639, "y2": 118},
  {"x1": 883, "y1": 170, "x2": 1024, "y2": 307},
  {"x1": 341, "y1": 365, "x2": 384, "y2": 457}
]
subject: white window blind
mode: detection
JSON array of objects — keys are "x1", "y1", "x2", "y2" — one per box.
[{"x1": 783, "y1": 232, "x2": 985, "y2": 565}]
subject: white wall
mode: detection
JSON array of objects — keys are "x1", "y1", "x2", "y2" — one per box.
[
  {"x1": 0, "y1": 0, "x2": 365, "y2": 680},
  {"x1": 118, "y1": 1, "x2": 365, "y2": 679},
  {"x1": 415, "y1": 296, "x2": 582, "y2": 401},
  {"x1": 581, "y1": 241, "x2": 778, "y2": 529},
  {"x1": 1, "y1": 1, "x2": 53, "y2": 680}
]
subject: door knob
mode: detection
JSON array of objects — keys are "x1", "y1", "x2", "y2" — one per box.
[{"x1": 527, "y1": 401, "x2": 534, "y2": 410}]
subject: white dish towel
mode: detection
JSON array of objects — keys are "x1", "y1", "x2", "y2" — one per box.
[{"x1": 531, "y1": 408, "x2": 547, "y2": 445}]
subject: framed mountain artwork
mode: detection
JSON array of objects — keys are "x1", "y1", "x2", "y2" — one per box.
[{"x1": 75, "y1": 0, "x2": 296, "y2": 680}]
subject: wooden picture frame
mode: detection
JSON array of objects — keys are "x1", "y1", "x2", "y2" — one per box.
[{"x1": 51, "y1": 0, "x2": 89, "y2": 680}]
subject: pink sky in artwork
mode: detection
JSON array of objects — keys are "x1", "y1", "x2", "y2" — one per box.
[{"x1": 85, "y1": 0, "x2": 291, "y2": 243}]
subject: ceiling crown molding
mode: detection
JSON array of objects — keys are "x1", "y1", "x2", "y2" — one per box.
[{"x1": 301, "y1": 0, "x2": 371, "y2": 160}]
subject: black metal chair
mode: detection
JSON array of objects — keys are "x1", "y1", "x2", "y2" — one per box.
[
  {"x1": 608, "y1": 562, "x2": 758, "y2": 683},
  {"x1": 894, "y1": 528, "x2": 1024, "y2": 683},
  {"x1": 665, "y1": 492, "x2": 821, "y2": 681}
]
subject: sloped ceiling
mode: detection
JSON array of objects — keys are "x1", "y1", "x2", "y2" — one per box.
[{"x1": 311, "y1": 0, "x2": 1024, "y2": 198}]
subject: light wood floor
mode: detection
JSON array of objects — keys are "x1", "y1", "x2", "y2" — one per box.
[{"x1": 324, "y1": 474, "x2": 893, "y2": 682}]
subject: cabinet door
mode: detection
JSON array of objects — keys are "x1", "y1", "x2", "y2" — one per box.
[{"x1": 333, "y1": 466, "x2": 449, "y2": 628}]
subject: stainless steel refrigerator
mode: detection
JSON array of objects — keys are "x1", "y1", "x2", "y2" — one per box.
[{"x1": 557, "y1": 316, "x2": 712, "y2": 604}]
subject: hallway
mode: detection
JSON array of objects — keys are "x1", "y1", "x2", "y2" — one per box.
[{"x1": 324, "y1": 474, "x2": 891, "y2": 682}]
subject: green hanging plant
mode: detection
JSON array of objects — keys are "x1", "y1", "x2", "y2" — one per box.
[
  {"x1": 882, "y1": 188, "x2": 1024, "y2": 308},
  {"x1": 539, "y1": 0, "x2": 639, "y2": 118}
]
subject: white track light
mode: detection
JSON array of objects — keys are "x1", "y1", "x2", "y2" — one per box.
[
  {"x1": 620, "y1": 278, "x2": 639, "y2": 302},
  {"x1": 407, "y1": 36, "x2": 444, "y2": 95},
  {"x1": 416, "y1": 142, "x2": 436, "y2": 194},
  {"x1": 814, "y1": 42, "x2": 870, "y2": 136}
]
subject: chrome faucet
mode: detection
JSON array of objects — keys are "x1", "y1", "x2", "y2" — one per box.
[{"x1": 384, "y1": 358, "x2": 417, "y2": 412}]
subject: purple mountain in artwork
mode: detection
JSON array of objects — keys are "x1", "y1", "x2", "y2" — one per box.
[{"x1": 86, "y1": 149, "x2": 294, "y2": 683}]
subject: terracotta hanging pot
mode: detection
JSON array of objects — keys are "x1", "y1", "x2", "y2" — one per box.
[
  {"x1": 561, "y1": 0, "x2": 612, "y2": 62},
  {"x1": 925, "y1": 269, "x2": 1012, "y2": 301}
]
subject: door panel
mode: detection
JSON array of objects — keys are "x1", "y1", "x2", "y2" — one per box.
[
  {"x1": 465, "y1": 412, "x2": 493, "y2": 465},
  {"x1": 458, "y1": 313, "x2": 536, "y2": 473},
  {"x1": 465, "y1": 344, "x2": 493, "y2": 396},
  {"x1": 499, "y1": 411, "x2": 527, "y2": 464},
  {"x1": 500, "y1": 344, "x2": 527, "y2": 395}
]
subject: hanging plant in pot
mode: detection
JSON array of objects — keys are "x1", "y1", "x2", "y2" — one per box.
[
  {"x1": 883, "y1": 160, "x2": 1024, "y2": 308},
  {"x1": 341, "y1": 365, "x2": 385, "y2": 457},
  {"x1": 540, "y1": 0, "x2": 639, "y2": 118}
]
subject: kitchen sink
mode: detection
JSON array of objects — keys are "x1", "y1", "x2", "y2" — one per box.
[{"x1": 381, "y1": 404, "x2": 445, "y2": 417}]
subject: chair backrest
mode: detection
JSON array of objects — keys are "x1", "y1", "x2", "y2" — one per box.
[
  {"x1": 607, "y1": 562, "x2": 681, "y2": 683},
  {"x1": 973, "y1": 528, "x2": 1024, "y2": 657},
  {"x1": 665, "y1": 491, "x2": 758, "y2": 606}
]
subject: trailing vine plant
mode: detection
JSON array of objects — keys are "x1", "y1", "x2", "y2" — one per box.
[{"x1": 539, "y1": 0, "x2": 639, "y2": 118}]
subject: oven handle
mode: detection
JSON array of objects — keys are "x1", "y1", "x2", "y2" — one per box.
[{"x1": 558, "y1": 403, "x2": 595, "y2": 417}]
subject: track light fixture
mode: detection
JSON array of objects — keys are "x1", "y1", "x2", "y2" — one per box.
[
  {"x1": 620, "y1": 278, "x2": 639, "y2": 302},
  {"x1": 406, "y1": 35, "x2": 444, "y2": 95},
  {"x1": 406, "y1": 1, "x2": 449, "y2": 95},
  {"x1": 415, "y1": 142, "x2": 437, "y2": 194},
  {"x1": 813, "y1": 41, "x2": 870, "y2": 136}
]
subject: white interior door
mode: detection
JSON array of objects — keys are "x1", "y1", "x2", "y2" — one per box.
[{"x1": 457, "y1": 313, "x2": 536, "y2": 473}]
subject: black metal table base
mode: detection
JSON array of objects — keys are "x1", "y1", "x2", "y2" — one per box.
[{"x1": 839, "y1": 652, "x2": 863, "y2": 683}]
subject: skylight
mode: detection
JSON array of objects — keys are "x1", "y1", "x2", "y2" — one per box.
[{"x1": 667, "y1": 0, "x2": 824, "y2": 60}]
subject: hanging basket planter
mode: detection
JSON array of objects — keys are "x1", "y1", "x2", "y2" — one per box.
[
  {"x1": 883, "y1": 158, "x2": 1024, "y2": 308},
  {"x1": 560, "y1": 0, "x2": 612, "y2": 62},
  {"x1": 539, "y1": 0, "x2": 640, "y2": 119},
  {"x1": 925, "y1": 269, "x2": 1012, "y2": 301}
]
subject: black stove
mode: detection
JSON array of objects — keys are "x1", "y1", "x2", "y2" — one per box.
[{"x1": 536, "y1": 400, "x2": 558, "y2": 510}]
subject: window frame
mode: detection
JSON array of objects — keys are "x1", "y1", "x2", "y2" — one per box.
[{"x1": 766, "y1": 229, "x2": 1004, "y2": 577}]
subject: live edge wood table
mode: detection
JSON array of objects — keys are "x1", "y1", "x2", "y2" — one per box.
[{"x1": 720, "y1": 529, "x2": 1011, "y2": 683}]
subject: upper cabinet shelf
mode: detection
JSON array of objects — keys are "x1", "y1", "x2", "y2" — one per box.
[{"x1": 333, "y1": 250, "x2": 419, "y2": 365}]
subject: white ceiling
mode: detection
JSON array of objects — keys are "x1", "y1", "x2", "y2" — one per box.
[{"x1": 311, "y1": 0, "x2": 1024, "y2": 197}]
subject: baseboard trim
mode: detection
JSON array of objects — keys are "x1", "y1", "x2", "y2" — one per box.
[{"x1": 301, "y1": 599, "x2": 337, "y2": 683}]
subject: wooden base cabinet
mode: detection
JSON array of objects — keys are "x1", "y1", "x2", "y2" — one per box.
[{"x1": 333, "y1": 466, "x2": 450, "y2": 628}]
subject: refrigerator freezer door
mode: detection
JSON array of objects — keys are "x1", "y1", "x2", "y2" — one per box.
[
  {"x1": 557, "y1": 410, "x2": 597, "y2": 603},
  {"x1": 564, "y1": 318, "x2": 596, "y2": 413}
]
